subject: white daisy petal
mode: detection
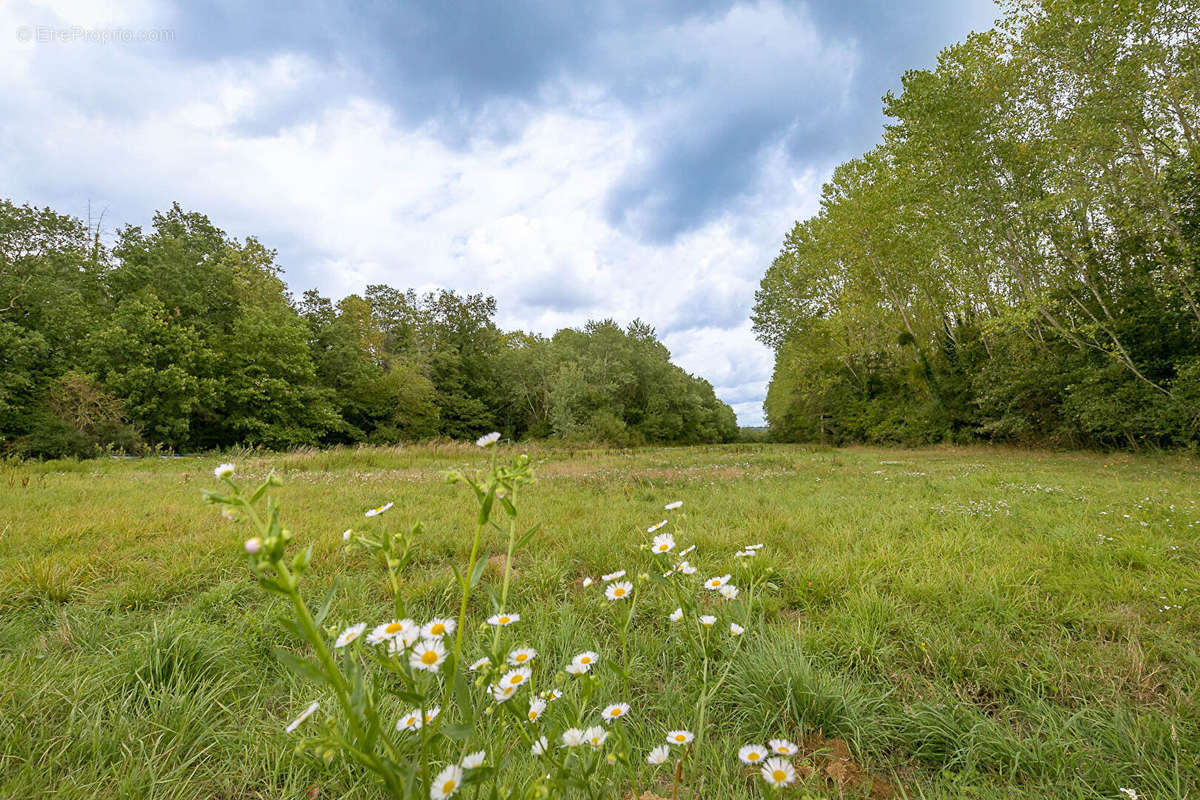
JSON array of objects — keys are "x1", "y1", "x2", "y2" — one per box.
[
  {"x1": 431, "y1": 763, "x2": 464, "y2": 799},
  {"x1": 285, "y1": 701, "x2": 319, "y2": 733},
  {"x1": 761, "y1": 756, "x2": 796, "y2": 787},
  {"x1": 334, "y1": 623, "x2": 366, "y2": 648}
]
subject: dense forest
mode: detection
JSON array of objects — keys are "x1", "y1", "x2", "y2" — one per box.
[
  {"x1": 754, "y1": 0, "x2": 1200, "y2": 449},
  {"x1": 0, "y1": 201, "x2": 737, "y2": 457}
]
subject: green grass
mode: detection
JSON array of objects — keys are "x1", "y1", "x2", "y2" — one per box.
[{"x1": 1, "y1": 443, "x2": 1197, "y2": 799}]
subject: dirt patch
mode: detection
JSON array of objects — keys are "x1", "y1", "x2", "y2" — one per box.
[{"x1": 801, "y1": 733, "x2": 897, "y2": 799}]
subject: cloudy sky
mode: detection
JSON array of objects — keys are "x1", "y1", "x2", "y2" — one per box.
[{"x1": 1, "y1": 0, "x2": 998, "y2": 425}]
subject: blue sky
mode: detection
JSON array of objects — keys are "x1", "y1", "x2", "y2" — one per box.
[{"x1": 1, "y1": 0, "x2": 999, "y2": 425}]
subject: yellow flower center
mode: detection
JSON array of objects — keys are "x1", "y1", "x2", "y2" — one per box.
[
  {"x1": 430, "y1": 623, "x2": 445, "y2": 635},
  {"x1": 580, "y1": 656, "x2": 591, "y2": 664},
  {"x1": 515, "y1": 653, "x2": 527, "y2": 662},
  {"x1": 528, "y1": 711, "x2": 538, "y2": 720},
  {"x1": 385, "y1": 622, "x2": 403, "y2": 634},
  {"x1": 614, "y1": 588, "x2": 626, "y2": 597},
  {"x1": 510, "y1": 673, "x2": 525, "y2": 685},
  {"x1": 610, "y1": 709, "x2": 620, "y2": 716},
  {"x1": 441, "y1": 780, "x2": 456, "y2": 793},
  {"x1": 421, "y1": 651, "x2": 439, "y2": 665},
  {"x1": 772, "y1": 769, "x2": 786, "y2": 782},
  {"x1": 748, "y1": 752, "x2": 761, "y2": 761},
  {"x1": 498, "y1": 616, "x2": 510, "y2": 624},
  {"x1": 674, "y1": 735, "x2": 684, "y2": 742}
]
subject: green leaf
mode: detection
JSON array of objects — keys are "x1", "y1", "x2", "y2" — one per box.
[
  {"x1": 440, "y1": 722, "x2": 473, "y2": 742},
  {"x1": 274, "y1": 647, "x2": 326, "y2": 684},
  {"x1": 313, "y1": 580, "x2": 338, "y2": 626},
  {"x1": 453, "y1": 667, "x2": 474, "y2": 727},
  {"x1": 515, "y1": 523, "x2": 541, "y2": 549},
  {"x1": 469, "y1": 552, "x2": 490, "y2": 589}
]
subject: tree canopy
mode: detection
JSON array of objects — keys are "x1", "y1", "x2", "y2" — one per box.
[
  {"x1": 0, "y1": 201, "x2": 737, "y2": 457},
  {"x1": 754, "y1": 0, "x2": 1200, "y2": 448}
]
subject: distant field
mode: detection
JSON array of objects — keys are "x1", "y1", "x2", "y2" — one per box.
[{"x1": 2, "y1": 443, "x2": 1197, "y2": 799}]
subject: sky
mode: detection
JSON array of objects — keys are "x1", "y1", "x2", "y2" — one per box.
[{"x1": 0, "y1": 0, "x2": 999, "y2": 426}]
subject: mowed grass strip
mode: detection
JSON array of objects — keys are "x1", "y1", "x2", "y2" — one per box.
[{"x1": 1, "y1": 444, "x2": 1197, "y2": 799}]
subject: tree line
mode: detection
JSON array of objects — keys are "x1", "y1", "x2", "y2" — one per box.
[
  {"x1": 753, "y1": 0, "x2": 1200, "y2": 449},
  {"x1": 0, "y1": 201, "x2": 738, "y2": 458}
]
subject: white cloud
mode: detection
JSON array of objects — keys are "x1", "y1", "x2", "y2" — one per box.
[{"x1": 0, "y1": 1, "x2": 863, "y2": 428}]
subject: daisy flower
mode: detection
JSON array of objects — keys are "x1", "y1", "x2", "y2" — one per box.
[
  {"x1": 739, "y1": 744, "x2": 768, "y2": 764},
  {"x1": 499, "y1": 666, "x2": 531, "y2": 690},
  {"x1": 526, "y1": 697, "x2": 546, "y2": 722},
  {"x1": 422, "y1": 618, "x2": 456, "y2": 638},
  {"x1": 561, "y1": 728, "x2": 586, "y2": 748},
  {"x1": 475, "y1": 432, "x2": 501, "y2": 447},
  {"x1": 571, "y1": 651, "x2": 599, "y2": 670},
  {"x1": 647, "y1": 520, "x2": 668, "y2": 533},
  {"x1": 666, "y1": 730, "x2": 694, "y2": 746},
  {"x1": 368, "y1": 619, "x2": 414, "y2": 645},
  {"x1": 581, "y1": 577, "x2": 593, "y2": 587},
  {"x1": 735, "y1": 549, "x2": 757, "y2": 558},
  {"x1": 431, "y1": 763, "x2": 463, "y2": 799},
  {"x1": 565, "y1": 663, "x2": 588, "y2": 675},
  {"x1": 651, "y1": 533, "x2": 675, "y2": 554},
  {"x1": 334, "y1": 623, "x2": 366, "y2": 648},
  {"x1": 507, "y1": 647, "x2": 537, "y2": 666},
  {"x1": 699, "y1": 615, "x2": 716, "y2": 627},
  {"x1": 468, "y1": 656, "x2": 491, "y2": 671},
  {"x1": 647, "y1": 744, "x2": 669, "y2": 765},
  {"x1": 244, "y1": 537, "x2": 261, "y2": 554},
  {"x1": 387, "y1": 625, "x2": 421, "y2": 653},
  {"x1": 491, "y1": 683, "x2": 518, "y2": 703},
  {"x1": 410, "y1": 638, "x2": 447, "y2": 672},
  {"x1": 669, "y1": 608, "x2": 683, "y2": 622},
  {"x1": 487, "y1": 612, "x2": 519, "y2": 627},
  {"x1": 342, "y1": 528, "x2": 352, "y2": 541},
  {"x1": 396, "y1": 709, "x2": 423, "y2": 732},
  {"x1": 423, "y1": 706, "x2": 440, "y2": 724},
  {"x1": 584, "y1": 725, "x2": 607, "y2": 748},
  {"x1": 678, "y1": 544, "x2": 696, "y2": 557},
  {"x1": 703, "y1": 574, "x2": 731, "y2": 590},
  {"x1": 461, "y1": 751, "x2": 485, "y2": 769},
  {"x1": 601, "y1": 702, "x2": 630, "y2": 722},
  {"x1": 214, "y1": 463, "x2": 235, "y2": 479},
  {"x1": 531, "y1": 736, "x2": 549, "y2": 755},
  {"x1": 761, "y1": 757, "x2": 796, "y2": 787},
  {"x1": 719, "y1": 583, "x2": 740, "y2": 600},
  {"x1": 601, "y1": 570, "x2": 626, "y2": 582},
  {"x1": 364, "y1": 501, "x2": 393, "y2": 517},
  {"x1": 746, "y1": 543, "x2": 764, "y2": 551},
  {"x1": 285, "y1": 701, "x2": 319, "y2": 733},
  {"x1": 730, "y1": 622, "x2": 745, "y2": 636},
  {"x1": 664, "y1": 500, "x2": 683, "y2": 510},
  {"x1": 769, "y1": 738, "x2": 797, "y2": 756},
  {"x1": 546, "y1": 689, "x2": 563, "y2": 701},
  {"x1": 662, "y1": 569, "x2": 675, "y2": 578},
  {"x1": 605, "y1": 580, "x2": 632, "y2": 600},
  {"x1": 677, "y1": 561, "x2": 697, "y2": 575}
]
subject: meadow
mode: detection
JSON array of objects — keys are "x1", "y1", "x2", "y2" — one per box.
[{"x1": 1, "y1": 443, "x2": 1197, "y2": 799}]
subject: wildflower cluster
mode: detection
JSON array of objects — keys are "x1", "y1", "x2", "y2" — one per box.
[{"x1": 204, "y1": 443, "x2": 775, "y2": 799}]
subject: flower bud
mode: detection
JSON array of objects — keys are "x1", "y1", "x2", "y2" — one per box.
[{"x1": 244, "y1": 537, "x2": 262, "y2": 554}]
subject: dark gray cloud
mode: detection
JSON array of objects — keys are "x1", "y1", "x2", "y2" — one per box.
[{"x1": 140, "y1": 0, "x2": 996, "y2": 239}]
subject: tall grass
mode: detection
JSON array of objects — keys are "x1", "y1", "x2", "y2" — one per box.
[{"x1": 0, "y1": 444, "x2": 1196, "y2": 798}]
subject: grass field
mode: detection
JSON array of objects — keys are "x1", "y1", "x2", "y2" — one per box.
[{"x1": 1, "y1": 443, "x2": 1198, "y2": 799}]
